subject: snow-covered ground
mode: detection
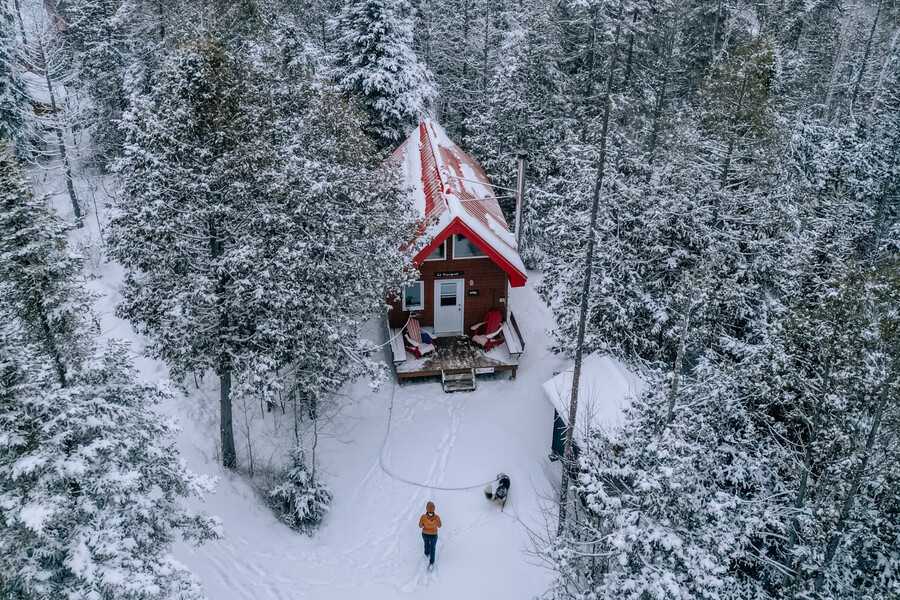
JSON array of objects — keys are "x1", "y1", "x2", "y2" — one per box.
[
  {"x1": 56, "y1": 171, "x2": 566, "y2": 598},
  {"x1": 171, "y1": 282, "x2": 564, "y2": 599}
]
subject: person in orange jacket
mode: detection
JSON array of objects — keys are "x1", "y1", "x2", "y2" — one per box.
[{"x1": 418, "y1": 501, "x2": 442, "y2": 568}]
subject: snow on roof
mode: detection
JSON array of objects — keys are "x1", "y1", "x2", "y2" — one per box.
[
  {"x1": 542, "y1": 354, "x2": 646, "y2": 443},
  {"x1": 391, "y1": 120, "x2": 527, "y2": 286}
]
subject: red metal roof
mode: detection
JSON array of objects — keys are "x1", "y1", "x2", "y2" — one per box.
[{"x1": 392, "y1": 121, "x2": 527, "y2": 287}]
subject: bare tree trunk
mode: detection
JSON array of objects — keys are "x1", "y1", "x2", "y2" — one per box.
[
  {"x1": 813, "y1": 383, "x2": 888, "y2": 593},
  {"x1": 219, "y1": 368, "x2": 236, "y2": 469},
  {"x1": 848, "y1": 1, "x2": 881, "y2": 113},
  {"x1": 621, "y1": 8, "x2": 639, "y2": 89},
  {"x1": 39, "y1": 307, "x2": 68, "y2": 387},
  {"x1": 709, "y1": 0, "x2": 723, "y2": 65},
  {"x1": 36, "y1": 39, "x2": 82, "y2": 224},
  {"x1": 210, "y1": 217, "x2": 237, "y2": 469},
  {"x1": 558, "y1": 0, "x2": 625, "y2": 538},
  {"x1": 666, "y1": 305, "x2": 691, "y2": 425},
  {"x1": 481, "y1": 0, "x2": 490, "y2": 91},
  {"x1": 823, "y1": 11, "x2": 852, "y2": 120},
  {"x1": 782, "y1": 367, "x2": 826, "y2": 591},
  {"x1": 459, "y1": 0, "x2": 471, "y2": 139},
  {"x1": 13, "y1": 0, "x2": 28, "y2": 46},
  {"x1": 720, "y1": 71, "x2": 749, "y2": 189}
]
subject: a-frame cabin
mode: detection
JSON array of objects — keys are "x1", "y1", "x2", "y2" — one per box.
[{"x1": 387, "y1": 120, "x2": 527, "y2": 386}]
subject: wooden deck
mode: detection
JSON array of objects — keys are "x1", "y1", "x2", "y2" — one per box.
[{"x1": 389, "y1": 312, "x2": 525, "y2": 382}]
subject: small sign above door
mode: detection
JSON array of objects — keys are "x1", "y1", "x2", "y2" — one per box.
[{"x1": 435, "y1": 271, "x2": 463, "y2": 278}]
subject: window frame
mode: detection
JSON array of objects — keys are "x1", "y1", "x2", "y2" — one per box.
[
  {"x1": 402, "y1": 281, "x2": 425, "y2": 311},
  {"x1": 452, "y1": 234, "x2": 487, "y2": 260},
  {"x1": 422, "y1": 240, "x2": 447, "y2": 262}
]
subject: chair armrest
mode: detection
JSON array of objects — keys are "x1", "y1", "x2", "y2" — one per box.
[
  {"x1": 486, "y1": 328, "x2": 503, "y2": 339},
  {"x1": 405, "y1": 334, "x2": 420, "y2": 347},
  {"x1": 470, "y1": 321, "x2": 486, "y2": 331}
]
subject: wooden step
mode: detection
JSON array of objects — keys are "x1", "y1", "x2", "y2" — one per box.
[{"x1": 442, "y1": 369, "x2": 476, "y2": 393}]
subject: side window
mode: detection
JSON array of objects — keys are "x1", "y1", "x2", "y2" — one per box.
[{"x1": 402, "y1": 281, "x2": 424, "y2": 311}]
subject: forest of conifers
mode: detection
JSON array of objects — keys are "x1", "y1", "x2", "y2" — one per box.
[{"x1": 1, "y1": 0, "x2": 898, "y2": 597}]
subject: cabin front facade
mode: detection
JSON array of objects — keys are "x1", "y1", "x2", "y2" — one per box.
[
  {"x1": 387, "y1": 233, "x2": 513, "y2": 335},
  {"x1": 387, "y1": 120, "x2": 527, "y2": 387}
]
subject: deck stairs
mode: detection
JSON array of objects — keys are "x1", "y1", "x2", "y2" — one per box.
[{"x1": 442, "y1": 369, "x2": 477, "y2": 393}]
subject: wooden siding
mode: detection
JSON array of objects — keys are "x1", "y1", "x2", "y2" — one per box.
[{"x1": 388, "y1": 235, "x2": 509, "y2": 331}]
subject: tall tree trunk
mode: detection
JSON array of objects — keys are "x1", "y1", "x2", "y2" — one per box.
[
  {"x1": 666, "y1": 302, "x2": 692, "y2": 425},
  {"x1": 37, "y1": 39, "x2": 82, "y2": 224},
  {"x1": 710, "y1": 0, "x2": 723, "y2": 65},
  {"x1": 481, "y1": 0, "x2": 490, "y2": 91},
  {"x1": 848, "y1": 1, "x2": 881, "y2": 113},
  {"x1": 39, "y1": 307, "x2": 67, "y2": 387},
  {"x1": 823, "y1": 11, "x2": 852, "y2": 120},
  {"x1": 621, "y1": 8, "x2": 639, "y2": 89},
  {"x1": 813, "y1": 383, "x2": 889, "y2": 593},
  {"x1": 219, "y1": 367, "x2": 236, "y2": 469},
  {"x1": 720, "y1": 70, "x2": 749, "y2": 189},
  {"x1": 210, "y1": 217, "x2": 237, "y2": 470},
  {"x1": 557, "y1": 0, "x2": 624, "y2": 538},
  {"x1": 782, "y1": 366, "x2": 827, "y2": 592},
  {"x1": 460, "y1": 0, "x2": 470, "y2": 139}
]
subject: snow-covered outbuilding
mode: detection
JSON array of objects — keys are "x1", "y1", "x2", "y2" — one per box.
[
  {"x1": 386, "y1": 120, "x2": 528, "y2": 386},
  {"x1": 543, "y1": 354, "x2": 646, "y2": 459}
]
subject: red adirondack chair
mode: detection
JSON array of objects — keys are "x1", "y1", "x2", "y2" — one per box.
[
  {"x1": 404, "y1": 318, "x2": 435, "y2": 359},
  {"x1": 471, "y1": 310, "x2": 505, "y2": 351}
]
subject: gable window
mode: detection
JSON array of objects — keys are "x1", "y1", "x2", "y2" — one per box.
[
  {"x1": 423, "y1": 241, "x2": 446, "y2": 261},
  {"x1": 402, "y1": 281, "x2": 424, "y2": 311},
  {"x1": 453, "y1": 234, "x2": 487, "y2": 259}
]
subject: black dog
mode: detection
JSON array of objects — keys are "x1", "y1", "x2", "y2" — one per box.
[{"x1": 484, "y1": 473, "x2": 511, "y2": 511}]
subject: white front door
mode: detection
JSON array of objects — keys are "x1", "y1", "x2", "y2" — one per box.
[{"x1": 433, "y1": 279, "x2": 464, "y2": 335}]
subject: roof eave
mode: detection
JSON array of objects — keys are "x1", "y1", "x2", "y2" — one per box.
[{"x1": 412, "y1": 218, "x2": 527, "y2": 287}]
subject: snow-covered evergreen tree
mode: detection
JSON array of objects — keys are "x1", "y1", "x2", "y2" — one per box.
[
  {"x1": 0, "y1": 145, "x2": 91, "y2": 386},
  {"x1": 0, "y1": 0, "x2": 30, "y2": 150},
  {"x1": 461, "y1": 5, "x2": 572, "y2": 264},
  {"x1": 547, "y1": 262, "x2": 900, "y2": 600},
  {"x1": 332, "y1": 0, "x2": 437, "y2": 146},
  {"x1": 0, "y1": 140, "x2": 219, "y2": 600},
  {"x1": 269, "y1": 447, "x2": 332, "y2": 532},
  {"x1": 110, "y1": 30, "x2": 417, "y2": 470},
  {"x1": 54, "y1": 0, "x2": 175, "y2": 162},
  {"x1": 0, "y1": 331, "x2": 221, "y2": 599}
]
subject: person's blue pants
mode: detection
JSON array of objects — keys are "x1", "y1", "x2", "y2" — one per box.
[{"x1": 422, "y1": 533, "x2": 437, "y2": 564}]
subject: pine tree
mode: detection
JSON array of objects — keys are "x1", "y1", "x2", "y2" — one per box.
[
  {"x1": 110, "y1": 30, "x2": 417, "y2": 470},
  {"x1": 461, "y1": 4, "x2": 572, "y2": 259},
  {"x1": 54, "y1": 0, "x2": 173, "y2": 162},
  {"x1": 0, "y1": 139, "x2": 219, "y2": 600},
  {"x1": 269, "y1": 447, "x2": 332, "y2": 531},
  {"x1": 0, "y1": 0, "x2": 30, "y2": 150},
  {"x1": 0, "y1": 146, "x2": 91, "y2": 387},
  {"x1": 0, "y1": 330, "x2": 221, "y2": 600},
  {"x1": 332, "y1": 0, "x2": 437, "y2": 146}
]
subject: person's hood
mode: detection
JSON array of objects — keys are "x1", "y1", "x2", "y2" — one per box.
[{"x1": 426, "y1": 501, "x2": 435, "y2": 513}]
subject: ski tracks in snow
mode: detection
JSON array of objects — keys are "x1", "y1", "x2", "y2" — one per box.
[{"x1": 331, "y1": 390, "x2": 467, "y2": 592}]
